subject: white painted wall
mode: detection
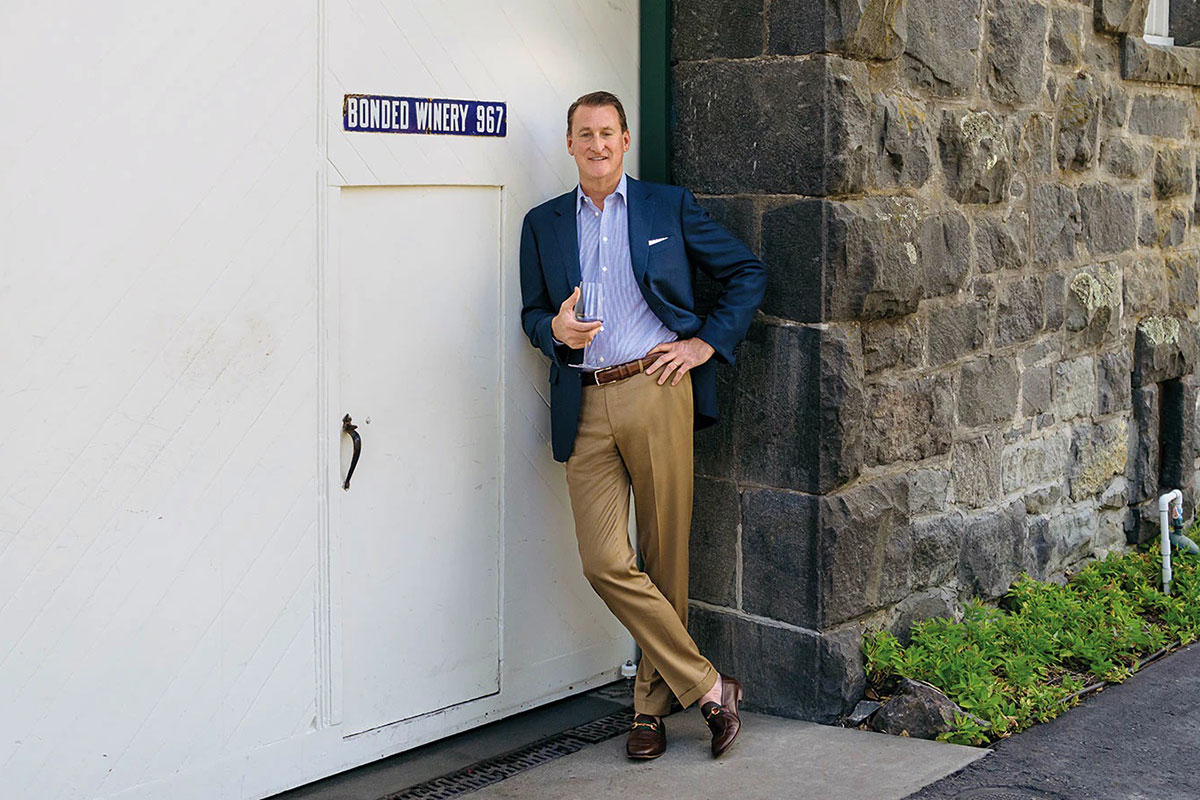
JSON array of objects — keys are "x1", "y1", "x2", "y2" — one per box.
[{"x1": 0, "y1": 2, "x2": 640, "y2": 798}]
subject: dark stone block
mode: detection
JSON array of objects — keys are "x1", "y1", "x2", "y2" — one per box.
[
  {"x1": 1022, "y1": 364, "x2": 1052, "y2": 417},
  {"x1": 1155, "y1": 147, "x2": 1195, "y2": 200},
  {"x1": 1100, "y1": 136, "x2": 1152, "y2": 179},
  {"x1": 1122, "y1": 35, "x2": 1200, "y2": 87},
  {"x1": 927, "y1": 303, "x2": 986, "y2": 366},
  {"x1": 1098, "y1": 349, "x2": 1133, "y2": 414},
  {"x1": 958, "y1": 356, "x2": 1020, "y2": 428},
  {"x1": 939, "y1": 109, "x2": 1014, "y2": 204},
  {"x1": 1064, "y1": 265, "x2": 1122, "y2": 349},
  {"x1": 1173, "y1": 0, "x2": 1200, "y2": 47},
  {"x1": 1055, "y1": 72, "x2": 1100, "y2": 171},
  {"x1": 690, "y1": 478, "x2": 741, "y2": 608},
  {"x1": 741, "y1": 488, "x2": 818, "y2": 628},
  {"x1": 695, "y1": 357, "x2": 738, "y2": 478},
  {"x1": 1045, "y1": 270, "x2": 1066, "y2": 330},
  {"x1": 768, "y1": 0, "x2": 907, "y2": 60},
  {"x1": 1078, "y1": 183, "x2": 1137, "y2": 256},
  {"x1": 887, "y1": 591, "x2": 958, "y2": 646},
  {"x1": 958, "y1": 502, "x2": 1030, "y2": 600},
  {"x1": 1157, "y1": 208, "x2": 1188, "y2": 249},
  {"x1": 904, "y1": 0, "x2": 981, "y2": 97},
  {"x1": 1094, "y1": 0, "x2": 1149, "y2": 33},
  {"x1": 687, "y1": 605, "x2": 862, "y2": 722},
  {"x1": 696, "y1": 195, "x2": 759, "y2": 258},
  {"x1": 996, "y1": 277, "x2": 1045, "y2": 347},
  {"x1": 817, "y1": 476, "x2": 912, "y2": 626},
  {"x1": 1166, "y1": 252, "x2": 1200, "y2": 315},
  {"x1": 672, "y1": 0, "x2": 763, "y2": 61},
  {"x1": 1132, "y1": 317, "x2": 1200, "y2": 387},
  {"x1": 1032, "y1": 183, "x2": 1081, "y2": 264},
  {"x1": 951, "y1": 434, "x2": 1004, "y2": 509},
  {"x1": 974, "y1": 210, "x2": 1029, "y2": 273},
  {"x1": 986, "y1": 0, "x2": 1048, "y2": 106},
  {"x1": 1048, "y1": 4, "x2": 1084, "y2": 66},
  {"x1": 876, "y1": 93, "x2": 934, "y2": 189},
  {"x1": 1129, "y1": 383, "x2": 1160, "y2": 504},
  {"x1": 862, "y1": 375, "x2": 954, "y2": 465},
  {"x1": 919, "y1": 208, "x2": 971, "y2": 298},
  {"x1": 1139, "y1": 210, "x2": 1157, "y2": 248},
  {"x1": 825, "y1": 196, "x2": 924, "y2": 319},
  {"x1": 732, "y1": 322, "x2": 864, "y2": 493},
  {"x1": 911, "y1": 512, "x2": 965, "y2": 589},
  {"x1": 1128, "y1": 94, "x2": 1193, "y2": 139},
  {"x1": 1123, "y1": 253, "x2": 1169, "y2": 318},
  {"x1": 1101, "y1": 81, "x2": 1131, "y2": 128},
  {"x1": 1031, "y1": 506, "x2": 1096, "y2": 579},
  {"x1": 1018, "y1": 113, "x2": 1054, "y2": 173},
  {"x1": 759, "y1": 200, "x2": 824, "y2": 323},
  {"x1": 862, "y1": 314, "x2": 925, "y2": 374}
]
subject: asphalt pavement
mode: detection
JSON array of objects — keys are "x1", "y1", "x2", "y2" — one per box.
[{"x1": 906, "y1": 643, "x2": 1200, "y2": 800}]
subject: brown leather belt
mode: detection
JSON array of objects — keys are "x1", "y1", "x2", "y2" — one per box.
[{"x1": 581, "y1": 356, "x2": 659, "y2": 387}]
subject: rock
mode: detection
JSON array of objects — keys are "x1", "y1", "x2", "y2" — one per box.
[
  {"x1": 1054, "y1": 356, "x2": 1096, "y2": 421},
  {"x1": 1101, "y1": 81, "x2": 1130, "y2": 128},
  {"x1": 1022, "y1": 364, "x2": 1052, "y2": 417},
  {"x1": 959, "y1": 502, "x2": 1030, "y2": 599},
  {"x1": 909, "y1": 468, "x2": 951, "y2": 515},
  {"x1": 986, "y1": 0, "x2": 1048, "y2": 106},
  {"x1": 1166, "y1": 253, "x2": 1200, "y2": 316},
  {"x1": 863, "y1": 375, "x2": 955, "y2": 465},
  {"x1": 1129, "y1": 384, "x2": 1160, "y2": 504},
  {"x1": 1139, "y1": 210, "x2": 1157, "y2": 248},
  {"x1": 1133, "y1": 317, "x2": 1199, "y2": 387},
  {"x1": 927, "y1": 303, "x2": 987, "y2": 366},
  {"x1": 1095, "y1": 0, "x2": 1149, "y2": 34},
  {"x1": 1157, "y1": 208, "x2": 1188, "y2": 249},
  {"x1": 690, "y1": 478, "x2": 741, "y2": 608},
  {"x1": 952, "y1": 434, "x2": 1004, "y2": 508},
  {"x1": 1033, "y1": 183, "x2": 1081, "y2": 264},
  {"x1": 939, "y1": 109, "x2": 1013, "y2": 204},
  {"x1": 1128, "y1": 94, "x2": 1193, "y2": 140},
  {"x1": 974, "y1": 210, "x2": 1029, "y2": 273},
  {"x1": 888, "y1": 590, "x2": 957, "y2": 644},
  {"x1": 1070, "y1": 418, "x2": 1130, "y2": 501},
  {"x1": 1018, "y1": 112, "x2": 1054, "y2": 173},
  {"x1": 846, "y1": 699, "x2": 882, "y2": 727},
  {"x1": 869, "y1": 678, "x2": 968, "y2": 739},
  {"x1": 1002, "y1": 428, "x2": 1072, "y2": 496},
  {"x1": 1096, "y1": 508, "x2": 1128, "y2": 556},
  {"x1": 1033, "y1": 504, "x2": 1098, "y2": 578},
  {"x1": 997, "y1": 277, "x2": 1045, "y2": 346},
  {"x1": 911, "y1": 512, "x2": 964, "y2": 588},
  {"x1": 1048, "y1": 5, "x2": 1084, "y2": 66},
  {"x1": 1098, "y1": 349, "x2": 1133, "y2": 414},
  {"x1": 768, "y1": 0, "x2": 907, "y2": 60},
  {"x1": 672, "y1": 0, "x2": 763, "y2": 60},
  {"x1": 1155, "y1": 147, "x2": 1194, "y2": 200},
  {"x1": 1078, "y1": 183, "x2": 1137, "y2": 256},
  {"x1": 876, "y1": 93, "x2": 934, "y2": 188},
  {"x1": 904, "y1": 0, "x2": 981, "y2": 97},
  {"x1": 919, "y1": 208, "x2": 971, "y2": 298},
  {"x1": 862, "y1": 314, "x2": 925, "y2": 374},
  {"x1": 1100, "y1": 136, "x2": 1151, "y2": 179},
  {"x1": 1024, "y1": 483, "x2": 1064, "y2": 515},
  {"x1": 741, "y1": 488, "x2": 818, "y2": 628},
  {"x1": 1056, "y1": 72, "x2": 1100, "y2": 171},
  {"x1": 1064, "y1": 265, "x2": 1121, "y2": 348},
  {"x1": 1123, "y1": 33, "x2": 1200, "y2": 87},
  {"x1": 1122, "y1": 253, "x2": 1170, "y2": 317},
  {"x1": 959, "y1": 356, "x2": 1020, "y2": 428},
  {"x1": 1100, "y1": 476, "x2": 1130, "y2": 509}
]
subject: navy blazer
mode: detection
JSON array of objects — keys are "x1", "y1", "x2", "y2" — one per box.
[{"x1": 519, "y1": 176, "x2": 767, "y2": 463}]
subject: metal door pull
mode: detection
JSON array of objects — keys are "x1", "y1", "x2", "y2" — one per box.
[{"x1": 342, "y1": 414, "x2": 362, "y2": 490}]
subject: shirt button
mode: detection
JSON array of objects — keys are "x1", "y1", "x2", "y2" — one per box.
[
  {"x1": 600, "y1": 357, "x2": 606, "y2": 363},
  {"x1": 602, "y1": 236, "x2": 608, "y2": 242},
  {"x1": 593, "y1": 211, "x2": 599, "y2": 217},
  {"x1": 602, "y1": 266, "x2": 608, "y2": 272}
]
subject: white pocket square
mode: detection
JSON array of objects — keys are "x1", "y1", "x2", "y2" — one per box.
[{"x1": 648, "y1": 237, "x2": 669, "y2": 246}]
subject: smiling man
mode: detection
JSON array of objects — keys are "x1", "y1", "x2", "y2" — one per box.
[{"x1": 518, "y1": 91, "x2": 766, "y2": 760}]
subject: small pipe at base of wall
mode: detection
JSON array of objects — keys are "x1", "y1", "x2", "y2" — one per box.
[{"x1": 1160, "y1": 489, "x2": 1184, "y2": 595}]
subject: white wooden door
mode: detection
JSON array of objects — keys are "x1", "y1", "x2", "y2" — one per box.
[{"x1": 337, "y1": 185, "x2": 502, "y2": 735}]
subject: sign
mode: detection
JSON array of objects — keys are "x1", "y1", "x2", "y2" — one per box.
[{"x1": 343, "y1": 94, "x2": 507, "y2": 137}]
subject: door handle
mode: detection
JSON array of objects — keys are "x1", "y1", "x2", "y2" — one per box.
[{"x1": 342, "y1": 414, "x2": 362, "y2": 491}]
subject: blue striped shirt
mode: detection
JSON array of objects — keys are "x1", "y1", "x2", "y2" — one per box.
[{"x1": 576, "y1": 173, "x2": 676, "y2": 367}]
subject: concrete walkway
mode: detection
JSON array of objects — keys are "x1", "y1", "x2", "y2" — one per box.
[{"x1": 465, "y1": 710, "x2": 984, "y2": 800}]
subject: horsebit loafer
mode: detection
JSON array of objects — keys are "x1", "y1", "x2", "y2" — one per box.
[
  {"x1": 700, "y1": 674, "x2": 743, "y2": 758},
  {"x1": 626, "y1": 713, "x2": 666, "y2": 759}
]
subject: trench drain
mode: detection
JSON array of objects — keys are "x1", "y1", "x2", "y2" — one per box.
[{"x1": 383, "y1": 706, "x2": 635, "y2": 800}]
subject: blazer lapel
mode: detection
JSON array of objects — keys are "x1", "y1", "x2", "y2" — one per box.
[
  {"x1": 625, "y1": 176, "x2": 654, "y2": 286},
  {"x1": 552, "y1": 193, "x2": 582, "y2": 288}
]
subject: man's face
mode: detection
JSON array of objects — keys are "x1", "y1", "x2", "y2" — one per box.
[{"x1": 567, "y1": 104, "x2": 630, "y2": 184}]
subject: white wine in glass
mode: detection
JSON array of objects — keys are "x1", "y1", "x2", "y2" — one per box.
[{"x1": 576, "y1": 281, "x2": 605, "y2": 369}]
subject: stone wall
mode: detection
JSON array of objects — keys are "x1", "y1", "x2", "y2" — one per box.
[{"x1": 675, "y1": 0, "x2": 1200, "y2": 721}]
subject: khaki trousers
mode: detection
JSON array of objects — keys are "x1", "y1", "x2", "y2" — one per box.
[{"x1": 565, "y1": 369, "x2": 718, "y2": 715}]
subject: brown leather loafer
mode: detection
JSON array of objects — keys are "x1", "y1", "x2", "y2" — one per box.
[
  {"x1": 626, "y1": 713, "x2": 666, "y2": 759},
  {"x1": 700, "y1": 674, "x2": 743, "y2": 758}
]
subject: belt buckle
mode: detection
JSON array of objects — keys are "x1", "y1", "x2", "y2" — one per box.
[{"x1": 593, "y1": 363, "x2": 622, "y2": 386}]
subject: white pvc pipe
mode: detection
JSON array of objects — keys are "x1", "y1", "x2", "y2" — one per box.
[{"x1": 1160, "y1": 489, "x2": 1183, "y2": 595}]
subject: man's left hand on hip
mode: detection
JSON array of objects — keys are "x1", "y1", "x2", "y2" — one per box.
[{"x1": 645, "y1": 338, "x2": 715, "y2": 386}]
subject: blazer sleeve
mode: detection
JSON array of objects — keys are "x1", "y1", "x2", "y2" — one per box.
[
  {"x1": 679, "y1": 189, "x2": 767, "y2": 365},
  {"x1": 519, "y1": 213, "x2": 570, "y2": 365}
]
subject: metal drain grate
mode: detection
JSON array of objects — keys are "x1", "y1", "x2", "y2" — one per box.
[
  {"x1": 383, "y1": 707, "x2": 635, "y2": 800},
  {"x1": 952, "y1": 788, "x2": 1062, "y2": 800}
]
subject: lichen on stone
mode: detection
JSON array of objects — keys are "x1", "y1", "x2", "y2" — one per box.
[
  {"x1": 1139, "y1": 315, "x2": 1181, "y2": 345},
  {"x1": 957, "y1": 111, "x2": 1008, "y2": 170},
  {"x1": 1069, "y1": 270, "x2": 1119, "y2": 314}
]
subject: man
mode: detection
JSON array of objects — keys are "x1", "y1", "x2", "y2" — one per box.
[{"x1": 519, "y1": 91, "x2": 766, "y2": 760}]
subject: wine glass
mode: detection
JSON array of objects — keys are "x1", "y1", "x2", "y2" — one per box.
[{"x1": 576, "y1": 281, "x2": 605, "y2": 369}]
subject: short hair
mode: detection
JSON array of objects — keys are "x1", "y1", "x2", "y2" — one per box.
[{"x1": 567, "y1": 91, "x2": 629, "y2": 134}]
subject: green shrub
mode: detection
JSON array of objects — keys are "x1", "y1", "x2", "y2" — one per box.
[{"x1": 863, "y1": 544, "x2": 1200, "y2": 745}]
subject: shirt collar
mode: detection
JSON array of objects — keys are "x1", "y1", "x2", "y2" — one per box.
[{"x1": 576, "y1": 173, "x2": 627, "y2": 212}]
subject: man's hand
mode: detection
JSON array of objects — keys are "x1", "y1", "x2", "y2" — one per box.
[
  {"x1": 551, "y1": 286, "x2": 603, "y2": 349},
  {"x1": 645, "y1": 338, "x2": 715, "y2": 386}
]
